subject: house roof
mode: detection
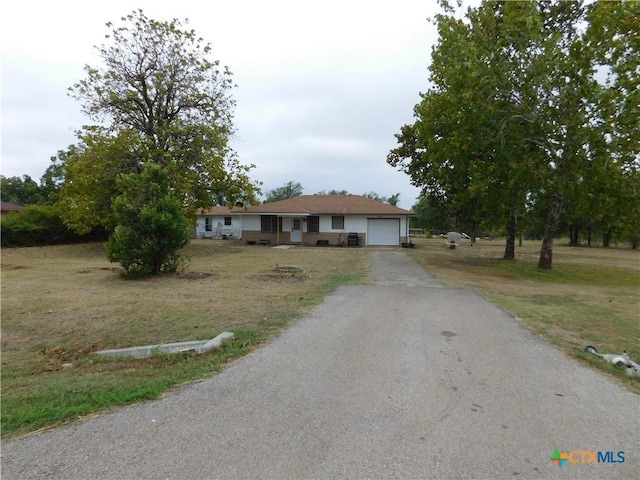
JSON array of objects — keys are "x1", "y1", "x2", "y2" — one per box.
[
  {"x1": 197, "y1": 206, "x2": 246, "y2": 216},
  {"x1": 241, "y1": 195, "x2": 413, "y2": 215},
  {"x1": 1, "y1": 201, "x2": 25, "y2": 212}
]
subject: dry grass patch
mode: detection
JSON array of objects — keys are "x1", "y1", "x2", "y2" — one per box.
[
  {"x1": 1, "y1": 240, "x2": 370, "y2": 438},
  {"x1": 407, "y1": 237, "x2": 640, "y2": 392}
]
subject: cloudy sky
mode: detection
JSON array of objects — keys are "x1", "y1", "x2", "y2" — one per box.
[{"x1": 1, "y1": 0, "x2": 460, "y2": 209}]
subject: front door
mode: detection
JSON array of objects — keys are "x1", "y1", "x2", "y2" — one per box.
[{"x1": 291, "y1": 218, "x2": 302, "y2": 243}]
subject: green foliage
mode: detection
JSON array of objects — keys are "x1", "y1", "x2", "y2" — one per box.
[
  {"x1": 39, "y1": 148, "x2": 74, "y2": 205},
  {"x1": 56, "y1": 128, "x2": 147, "y2": 234},
  {"x1": 389, "y1": 1, "x2": 541, "y2": 254},
  {"x1": 411, "y1": 193, "x2": 452, "y2": 233},
  {"x1": 388, "y1": 0, "x2": 639, "y2": 265},
  {"x1": 58, "y1": 9, "x2": 259, "y2": 238},
  {"x1": 0, "y1": 205, "x2": 106, "y2": 247},
  {"x1": 314, "y1": 189, "x2": 350, "y2": 196},
  {"x1": 1, "y1": 175, "x2": 46, "y2": 205},
  {"x1": 264, "y1": 181, "x2": 304, "y2": 203},
  {"x1": 579, "y1": 0, "x2": 640, "y2": 247},
  {"x1": 0, "y1": 149, "x2": 70, "y2": 208},
  {"x1": 362, "y1": 192, "x2": 401, "y2": 206},
  {"x1": 106, "y1": 165, "x2": 191, "y2": 277}
]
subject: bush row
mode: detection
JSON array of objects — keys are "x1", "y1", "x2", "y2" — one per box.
[{"x1": 1, "y1": 205, "x2": 108, "y2": 247}]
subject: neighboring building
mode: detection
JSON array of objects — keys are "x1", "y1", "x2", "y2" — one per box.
[
  {"x1": 1, "y1": 201, "x2": 25, "y2": 217},
  {"x1": 195, "y1": 195, "x2": 414, "y2": 246}
]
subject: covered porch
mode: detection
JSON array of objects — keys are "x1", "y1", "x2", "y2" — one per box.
[{"x1": 242, "y1": 213, "x2": 310, "y2": 245}]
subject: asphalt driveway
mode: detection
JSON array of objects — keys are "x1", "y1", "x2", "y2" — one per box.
[{"x1": 2, "y1": 251, "x2": 638, "y2": 479}]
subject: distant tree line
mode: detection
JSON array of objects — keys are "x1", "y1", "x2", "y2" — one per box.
[
  {"x1": 1, "y1": 158, "x2": 107, "y2": 247},
  {"x1": 263, "y1": 181, "x2": 401, "y2": 206}
]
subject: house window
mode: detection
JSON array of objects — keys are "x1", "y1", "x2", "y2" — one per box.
[
  {"x1": 224, "y1": 216, "x2": 232, "y2": 226},
  {"x1": 307, "y1": 216, "x2": 319, "y2": 233},
  {"x1": 332, "y1": 216, "x2": 345, "y2": 230},
  {"x1": 261, "y1": 215, "x2": 278, "y2": 233},
  {"x1": 205, "y1": 218, "x2": 213, "y2": 232}
]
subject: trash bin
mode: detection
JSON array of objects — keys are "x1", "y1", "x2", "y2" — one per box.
[{"x1": 347, "y1": 233, "x2": 359, "y2": 246}]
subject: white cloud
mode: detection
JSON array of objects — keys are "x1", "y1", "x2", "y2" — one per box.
[{"x1": 0, "y1": 0, "x2": 446, "y2": 208}]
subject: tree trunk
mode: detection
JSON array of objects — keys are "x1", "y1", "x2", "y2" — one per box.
[
  {"x1": 503, "y1": 211, "x2": 517, "y2": 260},
  {"x1": 603, "y1": 229, "x2": 611, "y2": 248},
  {"x1": 570, "y1": 224, "x2": 579, "y2": 246},
  {"x1": 538, "y1": 196, "x2": 564, "y2": 269},
  {"x1": 587, "y1": 228, "x2": 592, "y2": 247},
  {"x1": 152, "y1": 255, "x2": 163, "y2": 275},
  {"x1": 569, "y1": 224, "x2": 575, "y2": 246},
  {"x1": 468, "y1": 221, "x2": 478, "y2": 245}
]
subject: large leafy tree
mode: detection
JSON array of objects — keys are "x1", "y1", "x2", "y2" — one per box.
[
  {"x1": 60, "y1": 9, "x2": 258, "y2": 232},
  {"x1": 57, "y1": 10, "x2": 259, "y2": 274},
  {"x1": 523, "y1": 1, "x2": 596, "y2": 269},
  {"x1": 389, "y1": 0, "x2": 636, "y2": 268},
  {"x1": 389, "y1": 1, "x2": 545, "y2": 260},
  {"x1": 529, "y1": 0, "x2": 638, "y2": 263},
  {"x1": 582, "y1": 0, "x2": 640, "y2": 248}
]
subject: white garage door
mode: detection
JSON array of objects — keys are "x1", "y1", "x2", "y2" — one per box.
[{"x1": 367, "y1": 219, "x2": 400, "y2": 246}]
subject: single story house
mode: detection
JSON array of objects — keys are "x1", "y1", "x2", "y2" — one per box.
[{"x1": 196, "y1": 195, "x2": 414, "y2": 246}]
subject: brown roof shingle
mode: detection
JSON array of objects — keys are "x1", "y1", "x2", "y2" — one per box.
[
  {"x1": 242, "y1": 195, "x2": 413, "y2": 215},
  {"x1": 1, "y1": 201, "x2": 25, "y2": 212},
  {"x1": 197, "y1": 206, "x2": 246, "y2": 216}
]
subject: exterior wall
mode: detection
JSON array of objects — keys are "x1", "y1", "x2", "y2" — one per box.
[
  {"x1": 301, "y1": 232, "x2": 366, "y2": 246},
  {"x1": 238, "y1": 214, "x2": 410, "y2": 246},
  {"x1": 400, "y1": 215, "x2": 409, "y2": 244},
  {"x1": 281, "y1": 217, "x2": 292, "y2": 233},
  {"x1": 400, "y1": 216, "x2": 409, "y2": 243},
  {"x1": 243, "y1": 231, "x2": 291, "y2": 244},
  {"x1": 195, "y1": 215, "x2": 242, "y2": 239},
  {"x1": 242, "y1": 216, "x2": 261, "y2": 231}
]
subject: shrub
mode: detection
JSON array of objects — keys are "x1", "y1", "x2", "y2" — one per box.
[
  {"x1": 106, "y1": 164, "x2": 191, "y2": 277},
  {"x1": 1, "y1": 205, "x2": 106, "y2": 247}
]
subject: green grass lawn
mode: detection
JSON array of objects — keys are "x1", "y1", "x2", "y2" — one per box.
[
  {"x1": 2, "y1": 237, "x2": 638, "y2": 439},
  {"x1": 1, "y1": 241, "x2": 371, "y2": 439}
]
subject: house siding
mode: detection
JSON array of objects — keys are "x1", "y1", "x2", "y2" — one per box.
[
  {"x1": 195, "y1": 196, "x2": 413, "y2": 246},
  {"x1": 195, "y1": 215, "x2": 242, "y2": 239},
  {"x1": 237, "y1": 214, "x2": 412, "y2": 246},
  {"x1": 242, "y1": 216, "x2": 261, "y2": 231}
]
